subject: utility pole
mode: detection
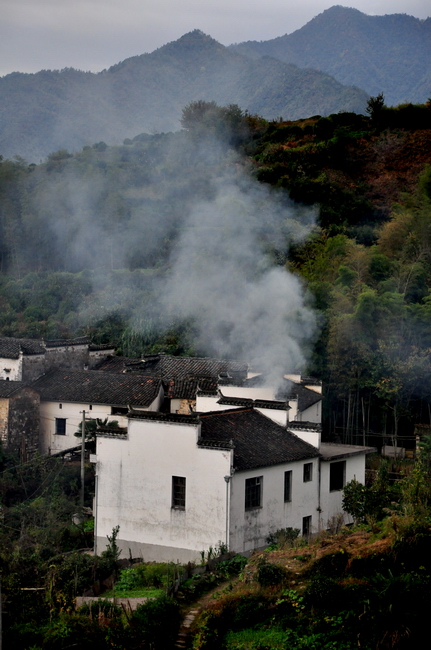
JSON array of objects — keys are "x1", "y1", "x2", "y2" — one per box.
[{"x1": 80, "y1": 410, "x2": 86, "y2": 512}]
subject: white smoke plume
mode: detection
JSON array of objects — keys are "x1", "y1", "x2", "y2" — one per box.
[{"x1": 154, "y1": 166, "x2": 318, "y2": 382}]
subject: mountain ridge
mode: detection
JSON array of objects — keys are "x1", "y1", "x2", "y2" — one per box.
[
  {"x1": 230, "y1": 5, "x2": 431, "y2": 105},
  {"x1": 0, "y1": 29, "x2": 368, "y2": 161}
]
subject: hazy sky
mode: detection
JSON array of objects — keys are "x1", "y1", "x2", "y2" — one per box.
[{"x1": 1, "y1": 1, "x2": 430, "y2": 77}]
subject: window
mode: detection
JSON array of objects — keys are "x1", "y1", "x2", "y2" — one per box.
[
  {"x1": 112, "y1": 406, "x2": 128, "y2": 415},
  {"x1": 55, "y1": 418, "x2": 66, "y2": 435},
  {"x1": 303, "y1": 462, "x2": 313, "y2": 482},
  {"x1": 302, "y1": 515, "x2": 312, "y2": 537},
  {"x1": 59, "y1": 403, "x2": 62, "y2": 409},
  {"x1": 89, "y1": 404, "x2": 92, "y2": 411},
  {"x1": 284, "y1": 470, "x2": 292, "y2": 502},
  {"x1": 172, "y1": 476, "x2": 186, "y2": 509},
  {"x1": 330, "y1": 461, "x2": 346, "y2": 491},
  {"x1": 245, "y1": 476, "x2": 262, "y2": 509}
]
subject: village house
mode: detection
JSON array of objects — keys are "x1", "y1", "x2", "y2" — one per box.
[
  {"x1": 96, "y1": 353, "x2": 323, "y2": 423},
  {"x1": 0, "y1": 336, "x2": 115, "y2": 382},
  {"x1": 32, "y1": 369, "x2": 163, "y2": 454},
  {"x1": 96, "y1": 353, "x2": 249, "y2": 414},
  {"x1": 93, "y1": 406, "x2": 374, "y2": 563},
  {"x1": 0, "y1": 337, "x2": 374, "y2": 560}
]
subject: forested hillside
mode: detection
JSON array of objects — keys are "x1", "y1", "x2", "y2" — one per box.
[
  {"x1": 2, "y1": 96, "x2": 431, "y2": 648},
  {"x1": 231, "y1": 6, "x2": 431, "y2": 106},
  {"x1": 2, "y1": 99, "x2": 431, "y2": 447}
]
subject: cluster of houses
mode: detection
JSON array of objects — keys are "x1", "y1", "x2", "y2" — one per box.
[{"x1": 0, "y1": 336, "x2": 374, "y2": 563}]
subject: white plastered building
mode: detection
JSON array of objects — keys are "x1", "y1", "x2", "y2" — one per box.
[{"x1": 93, "y1": 406, "x2": 374, "y2": 563}]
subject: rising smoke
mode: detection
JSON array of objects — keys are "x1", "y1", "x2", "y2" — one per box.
[
  {"x1": 10, "y1": 123, "x2": 318, "y2": 379},
  {"x1": 154, "y1": 164, "x2": 318, "y2": 381}
]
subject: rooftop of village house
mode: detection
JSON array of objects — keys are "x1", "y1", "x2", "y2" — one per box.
[
  {"x1": 198, "y1": 408, "x2": 320, "y2": 471},
  {"x1": 0, "y1": 335, "x2": 107, "y2": 358},
  {"x1": 32, "y1": 369, "x2": 161, "y2": 407}
]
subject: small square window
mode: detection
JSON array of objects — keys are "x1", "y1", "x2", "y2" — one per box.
[
  {"x1": 55, "y1": 418, "x2": 66, "y2": 435},
  {"x1": 172, "y1": 476, "x2": 186, "y2": 509},
  {"x1": 330, "y1": 461, "x2": 346, "y2": 491},
  {"x1": 59, "y1": 403, "x2": 62, "y2": 409},
  {"x1": 89, "y1": 405, "x2": 92, "y2": 411},
  {"x1": 303, "y1": 462, "x2": 313, "y2": 482},
  {"x1": 284, "y1": 470, "x2": 292, "y2": 502},
  {"x1": 245, "y1": 476, "x2": 262, "y2": 509}
]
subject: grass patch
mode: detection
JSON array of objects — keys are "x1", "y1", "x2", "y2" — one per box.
[
  {"x1": 102, "y1": 587, "x2": 164, "y2": 598},
  {"x1": 225, "y1": 627, "x2": 290, "y2": 649}
]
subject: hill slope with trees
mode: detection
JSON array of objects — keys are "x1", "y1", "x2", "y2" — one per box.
[
  {"x1": 230, "y1": 5, "x2": 431, "y2": 106},
  {"x1": 1, "y1": 99, "x2": 431, "y2": 449},
  {"x1": 0, "y1": 30, "x2": 368, "y2": 161}
]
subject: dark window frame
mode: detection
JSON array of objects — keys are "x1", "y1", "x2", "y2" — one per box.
[
  {"x1": 55, "y1": 418, "x2": 66, "y2": 435},
  {"x1": 329, "y1": 460, "x2": 346, "y2": 491},
  {"x1": 303, "y1": 462, "x2": 313, "y2": 482},
  {"x1": 245, "y1": 476, "x2": 262, "y2": 510},
  {"x1": 302, "y1": 515, "x2": 312, "y2": 537},
  {"x1": 172, "y1": 476, "x2": 186, "y2": 510},
  {"x1": 111, "y1": 406, "x2": 128, "y2": 415},
  {"x1": 284, "y1": 470, "x2": 292, "y2": 502}
]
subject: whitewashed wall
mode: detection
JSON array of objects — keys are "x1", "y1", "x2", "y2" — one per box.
[
  {"x1": 229, "y1": 457, "x2": 320, "y2": 552},
  {"x1": 290, "y1": 427, "x2": 320, "y2": 449},
  {"x1": 195, "y1": 395, "x2": 288, "y2": 426},
  {"x1": 221, "y1": 385, "x2": 275, "y2": 400},
  {"x1": 298, "y1": 400, "x2": 321, "y2": 423},
  {"x1": 255, "y1": 407, "x2": 288, "y2": 427},
  {"x1": 288, "y1": 398, "x2": 298, "y2": 421},
  {"x1": 40, "y1": 401, "x2": 128, "y2": 454},
  {"x1": 0, "y1": 355, "x2": 23, "y2": 381},
  {"x1": 95, "y1": 418, "x2": 232, "y2": 563},
  {"x1": 319, "y1": 454, "x2": 366, "y2": 528},
  {"x1": 40, "y1": 387, "x2": 163, "y2": 455}
]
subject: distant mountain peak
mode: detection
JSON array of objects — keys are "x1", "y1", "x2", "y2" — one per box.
[{"x1": 156, "y1": 29, "x2": 223, "y2": 53}]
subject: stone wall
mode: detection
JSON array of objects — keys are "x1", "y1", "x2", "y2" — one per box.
[
  {"x1": 7, "y1": 388, "x2": 40, "y2": 459},
  {"x1": 21, "y1": 345, "x2": 113, "y2": 382},
  {"x1": 0, "y1": 398, "x2": 10, "y2": 447}
]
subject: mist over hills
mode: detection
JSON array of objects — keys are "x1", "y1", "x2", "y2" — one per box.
[
  {"x1": 0, "y1": 30, "x2": 368, "y2": 161},
  {"x1": 230, "y1": 5, "x2": 431, "y2": 107}
]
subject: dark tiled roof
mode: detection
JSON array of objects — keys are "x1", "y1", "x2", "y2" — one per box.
[
  {"x1": 199, "y1": 408, "x2": 319, "y2": 471},
  {"x1": 0, "y1": 337, "x2": 45, "y2": 358},
  {"x1": 32, "y1": 370, "x2": 161, "y2": 407},
  {"x1": 95, "y1": 356, "x2": 140, "y2": 372},
  {"x1": 88, "y1": 343, "x2": 116, "y2": 352},
  {"x1": 164, "y1": 377, "x2": 218, "y2": 399},
  {"x1": 44, "y1": 337, "x2": 90, "y2": 348},
  {"x1": 97, "y1": 354, "x2": 247, "y2": 399},
  {"x1": 277, "y1": 380, "x2": 322, "y2": 412},
  {"x1": 287, "y1": 421, "x2": 321, "y2": 431},
  {"x1": 197, "y1": 438, "x2": 234, "y2": 450},
  {"x1": 0, "y1": 380, "x2": 29, "y2": 397},
  {"x1": 160, "y1": 356, "x2": 247, "y2": 381},
  {"x1": 216, "y1": 395, "x2": 289, "y2": 411},
  {"x1": 127, "y1": 410, "x2": 200, "y2": 425},
  {"x1": 319, "y1": 442, "x2": 376, "y2": 460},
  {"x1": 98, "y1": 354, "x2": 246, "y2": 378},
  {"x1": 96, "y1": 426, "x2": 128, "y2": 439}
]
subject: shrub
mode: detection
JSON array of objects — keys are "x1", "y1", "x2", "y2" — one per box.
[
  {"x1": 256, "y1": 559, "x2": 287, "y2": 587},
  {"x1": 266, "y1": 527, "x2": 300, "y2": 548},
  {"x1": 130, "y1": 595, "x2": 181, "y2": 649}
]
